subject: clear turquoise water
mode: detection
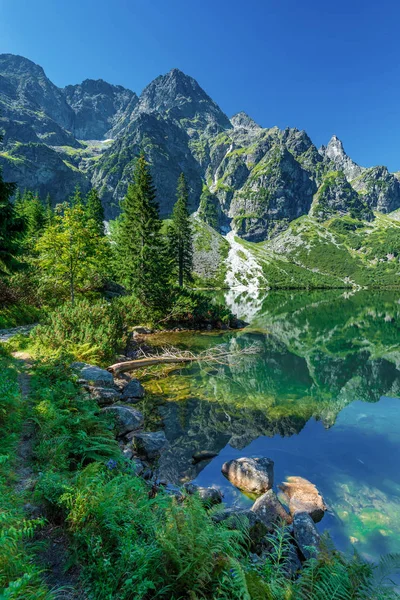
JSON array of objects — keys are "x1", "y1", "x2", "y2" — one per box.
[{"x1": 147, "y1": 290, "x2": 400, "y2": 561}]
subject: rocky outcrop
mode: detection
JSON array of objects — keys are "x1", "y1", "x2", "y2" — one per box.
[
  {"x1": 320, "y1": 135, "x2": 364, "y2": 181},
  {"x1": 63, "y1": 79, "x2": 137, "y2": 140},
  {"x1": 221, "y1": 457, "x2": 274, "y2": 494},
  {"x1": 279, "y1": 476, "x2": 326, "y2": 523},
  {"x1": 311, "y1": 171, "x2": 373, "y2": 221},
  {"x1": 212, "y1": 507, "x2": 269, "y2": 551},
  {"x1": 121, "y1": 378, "x2": 145, "y2": 400},
  {"x1": 351, "y1": 166, "x2": 400, "y2": 213}
]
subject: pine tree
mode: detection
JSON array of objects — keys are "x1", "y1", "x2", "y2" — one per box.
[
  {"x1": 71, "y1": 185, "x2": 83, "y2": 208},
  {"x1": 86, "y1": 188, "x2": 105, "y2": 236},
  {"x1": 0, "y1": 133, "x2": 19, "y2": 276},
  {"x1": 168, "y1": 173, "x2": 193, "y2": 287},
  {"x1": 114, "y1": 153, "x2": 168, "y2": 304}
]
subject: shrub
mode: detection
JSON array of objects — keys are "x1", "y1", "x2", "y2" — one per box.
[{"x1": 32, "y1": 298, "x2": 126, "y2": 363}]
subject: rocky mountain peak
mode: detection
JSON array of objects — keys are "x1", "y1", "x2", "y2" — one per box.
[
  {"x1": 321, "y1": 134, "x2": 364, "y2": 181},
  {"x1": 230, "y1": 112, "x2": 260, "y2": 130},
  {"x1": 136, "y1": 68, "x2": 231, "y2": 133}
]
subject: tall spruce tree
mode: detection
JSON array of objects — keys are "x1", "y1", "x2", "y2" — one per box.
[
  {"x1": 168, "y1": 173, "x2": 193, "y2": 287},
  {"x1": 114, "y1": 152, "x2": 167, "y2": 304},
  {"x1": 0, "y1": 133, "x2": 19, "y2": 276},
  {"x1": 86, "y1": 188, "x2": 105, "y2": 236}
]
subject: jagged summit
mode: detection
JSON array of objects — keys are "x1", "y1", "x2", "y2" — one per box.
[
  {"x1": 1, "y1": 52, "x2": 400, "y2": 236},
  {"x1": 320, "y1": 134, "x2": 364, "y2": 181},
  {"x1": 230, "y1": 111, "x2": 260, "y2": 130}
]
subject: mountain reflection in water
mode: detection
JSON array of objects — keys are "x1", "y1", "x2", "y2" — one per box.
[{"x1": 143, "y1": 290, "x2": 400, "y2": 561}]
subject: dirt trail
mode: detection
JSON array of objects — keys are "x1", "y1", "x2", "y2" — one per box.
[{"x1": 12, "y1": 351, "x2": 86, "y2": 599}]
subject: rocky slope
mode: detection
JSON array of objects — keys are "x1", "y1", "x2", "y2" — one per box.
[{"x1": 1, "y1": 53, "x2": 400, "y2": 285}]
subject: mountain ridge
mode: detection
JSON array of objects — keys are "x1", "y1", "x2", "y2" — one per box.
[{"x1": 1, "y1": 53, "x2": 400, "y2": 249}]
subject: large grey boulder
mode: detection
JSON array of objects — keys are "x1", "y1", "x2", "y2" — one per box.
[
  {"x1": 221, "y1": 457, "x2": 274, "y2": 494},
  {"x1": 132, "y1": 431, "x2": 169, "y2": 460},
  {"x1": 102, "y1": 406, "x2": 144, "y2": 436},
  {"x1": 89, "y1": 387, "x2": 122, "y2": 406},
  {"x1": 279, "y1": 476, "x2": 326, "y2": 523},
  {"x1": 293, "y1": 512, "x2": 321, "y2": 560},
  {"x1": 121, "y1": 379, "x2": 145, "y2": 400},
  {"x1": 251, "y1": 489, "x2": 292, "y2": 530},
  {"x1": 73, "y1": 363, "x2": 115, "y2": 388}
]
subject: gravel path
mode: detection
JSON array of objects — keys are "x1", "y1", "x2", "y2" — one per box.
[{"x1": 0, "y1": 324, "x2": 37, "y2": 342}]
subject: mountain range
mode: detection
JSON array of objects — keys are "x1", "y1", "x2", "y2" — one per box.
[{"x1": 1, "y1": 53, "x2": 400, "y2": 289}]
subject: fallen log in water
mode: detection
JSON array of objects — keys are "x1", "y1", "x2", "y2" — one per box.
[{"x1": 107, "y1": 344, "x2": 259, "y2": 376}]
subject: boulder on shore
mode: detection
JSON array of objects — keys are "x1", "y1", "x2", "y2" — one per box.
[
  {"x1": 212, "y1": 507, "x2": 269, "y2": 551},
  {"x1": 102, "y1": 406, "x2": 144, "y2": 436},
  {"x1": 251, "y1": 489, "x2": 292, "y2": 530},
  {"x1": 131, "y1": 431, "x2": 169, "y2": 460},
  {"x1": 73, "y1": 363, "x2": 115, "y2": 388},
  {"x1": 279, "y1": 476, "x2": 326, "y2": 523},
  {"x1": 121, "y1": 378, "x2": 145, "y2": 400},
  {"x1": 221, "y1": 457, "x2": 274, "y2": 494},
  {"x1": 293, "y1": 512, "x2": 321, "y2": 560},
  {"x1": 89, "y1": 386, "x2": 122, "y2": 405}
]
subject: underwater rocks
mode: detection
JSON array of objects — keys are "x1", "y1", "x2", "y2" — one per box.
[
  {"x1": 102, "y1": 405, "x2": 144, "y2": 436},
  {"x1": 279, "y1": 476, "x2": 327, "y2": 523},
  {"x1": 221, "y1": 456, "x2": 274, "y2": 494},
  {"x1": 131, "y1": 431, "x2": 169, "y2": 460}
]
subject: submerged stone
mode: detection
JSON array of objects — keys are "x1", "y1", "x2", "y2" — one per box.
[
  {"x1": 279, "y1": 476, "x2": 326, "y2": 523},
  {"x1": 102, "y1": 406, "x2": 144, "y2": 436}
]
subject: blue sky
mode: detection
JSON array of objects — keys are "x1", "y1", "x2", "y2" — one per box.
[{"x1": 0, "y1": 0, "x2": 399, "y2": 170}]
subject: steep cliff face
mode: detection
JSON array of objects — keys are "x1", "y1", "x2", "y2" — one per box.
[
  {"x1": 1, "y1": 52, "x2": 400, "y2": 241},
  {"x1": 63, "y1": 79, "x2": 137, "y2": 140},
  {"x1": 351, "y1": 166, "x2": 400, "y2": 213}
]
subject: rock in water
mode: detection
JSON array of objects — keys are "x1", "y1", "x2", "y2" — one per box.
[
  {"x1": 293, "y1": 512, "x2": 321, "y2": 560},
  {"x1": 132, "y1": 431, "x2": 169, "y2": 460},
  {"x1": 102, "y1": 406, "x2": 144, "y2": 436},
  {"x1": 221, "y1": 457, "x2": 274, "y2": 494},
  {"x1": 121, "y1": 378, "x2": 145, "y2": 400},
  {"x1": 192, "y1": 450, "x2": 219, "y2": 464},
  {"x1": 279, "y1": 476, "x2": 326, "y2": 523},
  {"x1": 251, "y1": 489, "x2": 292, "y2": 530}
]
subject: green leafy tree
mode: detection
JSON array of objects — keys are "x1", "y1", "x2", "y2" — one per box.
[
  {"x1": 0, "y1": 134, "x2": 20, "y2": 276},
  {"x1": 86, "y1": 188, "x2": 105, "y2": 236},
  {"x1": 114, "y1": 153, "x2": 168, "y2": 305},
  {"x1": 35, "y1": 203, "x2": 109, "y2": 304},
  {"x1": 168, "y1": 173, "x2": 193, "y2": 287}
]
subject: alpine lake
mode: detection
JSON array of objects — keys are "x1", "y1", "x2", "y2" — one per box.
[{"x1": 138, "y1": 289, "x2": 400, "y2": 563}]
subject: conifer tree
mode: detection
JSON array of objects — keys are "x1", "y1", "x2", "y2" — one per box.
[
  {"x1": 86, "y1": 188, "x2": 105, "y2": 236},
  {"x1": 114, "y1": 153, "x2": 167, "y2": 304},
  {"x1": 71, "y1": 185, "x2": 83, "y2": 207},
  {"x1": 15, "y1": 190, "x2": 46, "y2": 247},
  {"x1": 168, "y1": 173, "x2": 193, "y2": 287},
  {"x1": 0, "y1": 133, "x2": 19, "y2": 275}
]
